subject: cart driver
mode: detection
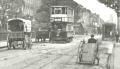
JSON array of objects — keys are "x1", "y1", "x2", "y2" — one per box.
[{"x1": 88, "y1": 34, "x2": 97, "y2": 43}]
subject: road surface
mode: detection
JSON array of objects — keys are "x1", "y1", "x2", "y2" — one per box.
[{"x1": 0, "y1": 35, "x2": 110, "y2": 69}]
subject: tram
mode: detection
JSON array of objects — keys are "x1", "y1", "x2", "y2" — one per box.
[{"x1": 50, "y1": 5, "x2": 74, "y2": 42}]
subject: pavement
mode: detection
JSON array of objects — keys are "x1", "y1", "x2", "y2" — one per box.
[
  {"x1": 98, "y1": 41, "x2": 120, "y2": 69},
  {"x1": 0, "y1": 41, "x2": 7, "y2": 48},
  {"x1": 94, "y1": 40, "x2": 114, "y2": 69},
  {"x1": 111, "y1": 42, "x2": 120, "y2": 69}
]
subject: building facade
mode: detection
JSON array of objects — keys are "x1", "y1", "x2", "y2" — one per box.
[{"x1": 21, "y1": 0, "x2": 41, "y2": 19}]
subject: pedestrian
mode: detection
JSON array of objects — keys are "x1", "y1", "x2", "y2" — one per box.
[
  {"x1": 115, "y1": 32, "x2": 119, "y2": 42},
  {"x1": 110, "y1": 31, "x2": 113, "y2": 40},
  {"x1": 88, "y1": 34, "x2": 97, "y2": 43}
]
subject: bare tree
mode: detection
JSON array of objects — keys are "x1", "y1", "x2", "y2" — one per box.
[{"x1": 0, "y1": 0, "x2": 24, "y2": 30}]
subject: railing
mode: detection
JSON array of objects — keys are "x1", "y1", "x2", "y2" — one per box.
[
  {"x1": 50, "y1": 17, "x2": 74, "y2": 22},
  {"x1": 0, "y1": 32, "x2": 7, "y2": 41}
]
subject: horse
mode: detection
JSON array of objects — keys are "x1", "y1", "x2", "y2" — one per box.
[{"x1": 35, "y1": 30, "x2": 50, "y2": 42}]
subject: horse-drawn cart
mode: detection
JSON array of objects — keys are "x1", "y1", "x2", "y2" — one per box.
[
  {"x1": 77, "y1": 42, "x2": 99, "y2": 65},
  {"x1": 7, "y1": 18, "x2": 32, "y2": 50}
]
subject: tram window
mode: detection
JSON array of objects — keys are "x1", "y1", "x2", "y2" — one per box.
[
  {"x1": 67, "y1": 8, "x2": 73, "y2": 15},
  {"x1": 65, "y1": 8, "x2": 67, "y2": 14},
  {"x1": 55, "y1": 8, "x2": 62, "y2": 14},
  {"x1": 55, "y1": 10, "x2": 61, "y2": 14},
  {"x1": 62, "y1": 7, "x2": 66, "y2": 14}
]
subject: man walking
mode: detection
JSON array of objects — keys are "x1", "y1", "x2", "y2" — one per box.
[{"x1": 115, "y1": 32, "x2": 119, "y2": 42}]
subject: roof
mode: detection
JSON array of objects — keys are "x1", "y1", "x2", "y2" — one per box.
[
  {"x1": 103, "y1": 23, "x2": 116, "y2": 25},
  {"x1": 7, "y1": 18, "x2": 26, "y2": 22},
  {"x1": 51, "y1": 0, "x2": 78, "y2": 9}
]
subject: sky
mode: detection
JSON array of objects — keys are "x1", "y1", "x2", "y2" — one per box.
[{"x1": 74, "y1": 0, "x2": 117, "y2": 23}]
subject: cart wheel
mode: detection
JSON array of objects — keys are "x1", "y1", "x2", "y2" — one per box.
[
  {"x1": 13, "y1": 41, "x2": 16, "y2": 49},
  {"x1": 13, "y1": 45, "x2": 16, "y2": 49},
  {"x1": 79, "y1": 53, "x2": 82, "y2": 62},
  {"x1": 28, "y1": 43, "x2": 32, "y2": 49},
  {"x1": 28, "y1": 38, "x2": 32, "y2": 49},
  {"x1": 106, "y1": 55, "x2": 111, "y2": 69},
  {"x1": 97, "y1": 57, "x2": 99, "y2": 65},
  {"x1": 23, "y1": 40, "x2": 27, "y2": 50},
  {"x1": 7, "y1": 41, "x2": 11, "y2": 50},
  {"x1": 66, "y1": 38, "x2": 71, "y2": 43},
  {"x1": 94, "y1": 57, "x2": 99, "y2": 65},
  {"x1": 7, "y1": 40, "x2": 12, "y2": 50}
]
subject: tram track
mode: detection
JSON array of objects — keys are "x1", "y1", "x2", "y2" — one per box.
[
  {"x1": 20, "y1": 43, "x2": 79, "y2": 69},
  {"x1": 0, "y1": 38, "x2": 82, "y2": 69},
  {"x1": 0, "y1": 41, "x2": 76, "y2": 60}
]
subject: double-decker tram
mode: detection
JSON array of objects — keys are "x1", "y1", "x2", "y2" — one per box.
[{"x1": 50, "y1": 6, "x2": 74, "y2": 43}]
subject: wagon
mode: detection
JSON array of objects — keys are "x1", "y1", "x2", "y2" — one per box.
[
  {"x1": 7, "y1": 18, "x2": 32, "y2": 50},
  {"x1": 102, "y1": 23, "x2": 116, "y2": 41},
  {"x1": 77, "y1": 42, "x2": 99, "y2": 65}
]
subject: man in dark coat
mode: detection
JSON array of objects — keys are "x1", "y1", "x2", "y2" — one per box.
[
  {"x1": 88, "y1": 34, "x2": 97, "y2": 43},
  {"x1": 115, "y1": 32, "x2": 119, "y2": 42}
]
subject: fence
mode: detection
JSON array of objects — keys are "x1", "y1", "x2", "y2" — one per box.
[{"x1": 0, "y1": 32, "x2": 7, "y2": 41}]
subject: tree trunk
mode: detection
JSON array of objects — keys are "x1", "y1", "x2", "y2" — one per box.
[
  {"x1": 117, "y1": 10, "x2": 120, "y2": 34},
  {"x1": 1, "y1": 16, "x2": 7, "y2": 31}
]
